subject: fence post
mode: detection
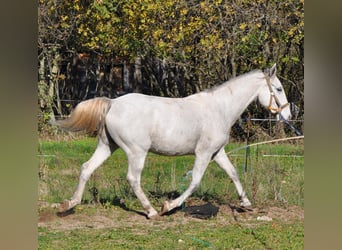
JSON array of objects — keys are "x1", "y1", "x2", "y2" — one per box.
[{"x1": 244, "y1": 113, "x2": 251, "y2": 173}]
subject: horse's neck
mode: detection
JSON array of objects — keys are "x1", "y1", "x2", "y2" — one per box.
[{"x1": 215, "y1": 73, "x2": 264, "y2": 124}]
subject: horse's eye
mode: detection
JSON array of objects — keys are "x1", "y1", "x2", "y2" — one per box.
[{"x1": 276, "y1": 87, "x2": 282, "y2": 92}]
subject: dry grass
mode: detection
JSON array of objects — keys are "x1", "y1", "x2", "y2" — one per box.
[{"x1": 38, "y1": 137, "x2": 304, "y2": 249}]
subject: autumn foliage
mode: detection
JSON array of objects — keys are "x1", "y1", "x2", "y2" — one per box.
[{"x1": 38, "y1": 0, "x2": 304, "y2": 134}]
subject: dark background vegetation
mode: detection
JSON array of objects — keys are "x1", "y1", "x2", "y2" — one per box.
[{"x1": 38, "y1": 0, "x2": 304, "y2": 139}]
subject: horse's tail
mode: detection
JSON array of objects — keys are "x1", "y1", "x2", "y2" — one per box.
[{"x1": 54, "y1": 97, "x2": 112, "y2": 135}]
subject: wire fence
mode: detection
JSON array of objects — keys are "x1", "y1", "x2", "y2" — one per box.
[
  {"x1": 38, "y1": 96, "x2": 304, "y2": 208},
  {"x1": 38, "y1": 139, "x2": 304, "y2": 210}
]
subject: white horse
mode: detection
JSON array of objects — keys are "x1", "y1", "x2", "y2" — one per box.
[{"x1": 56, "y1": 64, "x2": 291, "y2": 218}]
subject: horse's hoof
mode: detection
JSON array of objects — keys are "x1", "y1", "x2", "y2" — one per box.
[
  {"x1": 58, "y1": 200, "x2": 71, "y2": 213},
  {"x1": 240, "y1": 199, "x2": 252, "y2": 208},
  {"x1": 146, "y1": 209, "x2": 159, "y2": 219},
  {"x1": 56, "y1": 200, "x2": 75, "y2": 217},
  {"x1": 159, "y1": 201, "x2": 170, "y2": 216},
  {"x1": 240, "y1": 205, "x2": 253, "y2": 212}
]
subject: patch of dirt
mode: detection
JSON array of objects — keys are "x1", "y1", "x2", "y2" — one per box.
[
  {"x1": 38, "y1": 201, "x2": 304, "y2": 231},
  {"x1": 266, "y1": 205, "x2": 304, "y2": 222}
]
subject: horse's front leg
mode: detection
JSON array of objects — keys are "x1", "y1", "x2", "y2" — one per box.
[
  {"x1": 160, "y1": 153, "x2": 212, "y2": 215},
  {"x1": 59, "y1": 139, "x2": 113, "y2": 212},
  {"x1": 213, "y1": 148, "x2": 251, "y2": 207}
]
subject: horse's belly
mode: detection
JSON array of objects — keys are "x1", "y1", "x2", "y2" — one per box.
[
  {"x1": 149, "y1": 134, "x2": 197, "y2": 156},
  {"x1": 149, "y1": 144, "x2": 195, "y2": 156}
]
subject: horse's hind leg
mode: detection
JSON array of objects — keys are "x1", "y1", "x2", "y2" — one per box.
[
  {"x1": 126, "y1": 151, "x2": 158, "y2": 218},
  {"x1": 213, "y1": 148, "x2": 251, "y2": 207},
  {"x1": 59, "y1": 138, "x2": 115, "y2": 212}
]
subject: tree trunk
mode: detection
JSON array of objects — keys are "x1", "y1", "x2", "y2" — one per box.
[
  {"x1": 38, "y1": 55, "x2": 46, "y2": 109},
  {"x1": 134, "y1": 57, "x2": 142, "y2": 93},
  {"x1": 230, "y1": 54, "x2": 236, "y2": 78},
  {"x1": 123, "y1": 61, "x2": 134, "y2": 92},
  {"x1": 52, "y1": 53, "x2": 62, "y2": 116},
  {"x1": 38, "y1": 48, "x2": 56, "y2": 122}
]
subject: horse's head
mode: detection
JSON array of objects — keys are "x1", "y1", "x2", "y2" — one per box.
[{"x1": 258, "y1": 64, "x2": 292, "y2": 121}]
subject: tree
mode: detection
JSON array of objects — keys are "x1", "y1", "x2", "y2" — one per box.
[{"x1": 38, "y1": 0, "x2": 304, "y2": 137}]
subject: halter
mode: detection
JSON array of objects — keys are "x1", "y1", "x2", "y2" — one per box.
[{"x1": 265, "y1": 75, "x2": 290, "y2": 113}]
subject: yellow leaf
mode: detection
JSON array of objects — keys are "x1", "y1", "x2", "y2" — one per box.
[
  {"x1": 239, "y1": 23, "x2": 247, "y2": 30},
  {"x1": 61, "y1": 15, "x2": 68, "y2": 22},
  {"x1": 58, "y1": 74, "x2": 66, "y2": 80},
  {"x1": 181, "y1": 8, "x2": 188, "y2": 15}
]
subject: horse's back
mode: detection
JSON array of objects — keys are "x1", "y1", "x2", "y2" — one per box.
[{"x1": 108, "y1": 93, "x2": 203, "y2": 119}]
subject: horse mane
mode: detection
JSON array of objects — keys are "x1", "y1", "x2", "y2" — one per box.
[
  {"x1": 55, "y1": 97, "x2": 112, "y2": 135},
  {"x1": 203, "y1": 69, "x2": 263, "y2": 94}
]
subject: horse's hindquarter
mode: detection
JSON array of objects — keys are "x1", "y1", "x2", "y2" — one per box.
[{"x1": 105, "y1": 94, "x2": 218, "y2": 156}]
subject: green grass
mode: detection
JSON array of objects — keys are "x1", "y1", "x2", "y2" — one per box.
[
  {"x1": 38, "y1": 137, "x2": 304, "y2": 249},
  {"x1": 38, "y1": 219, "x2": 304, "y2": 249},
  {"x1": 38, "y1": 138, "x2": 304, "y2": 208}
]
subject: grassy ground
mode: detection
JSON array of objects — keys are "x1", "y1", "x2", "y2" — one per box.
[{"x1": 38, "y1": 137, "x2": 304, "y2": 249}]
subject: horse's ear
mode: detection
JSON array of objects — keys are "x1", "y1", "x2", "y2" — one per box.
[
  {"x1": 264, "y1": 63, "x2": 277, "y2": 78},
  {"x1": 269, "y1": 63, "x2": 277, "y2": 78}
]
